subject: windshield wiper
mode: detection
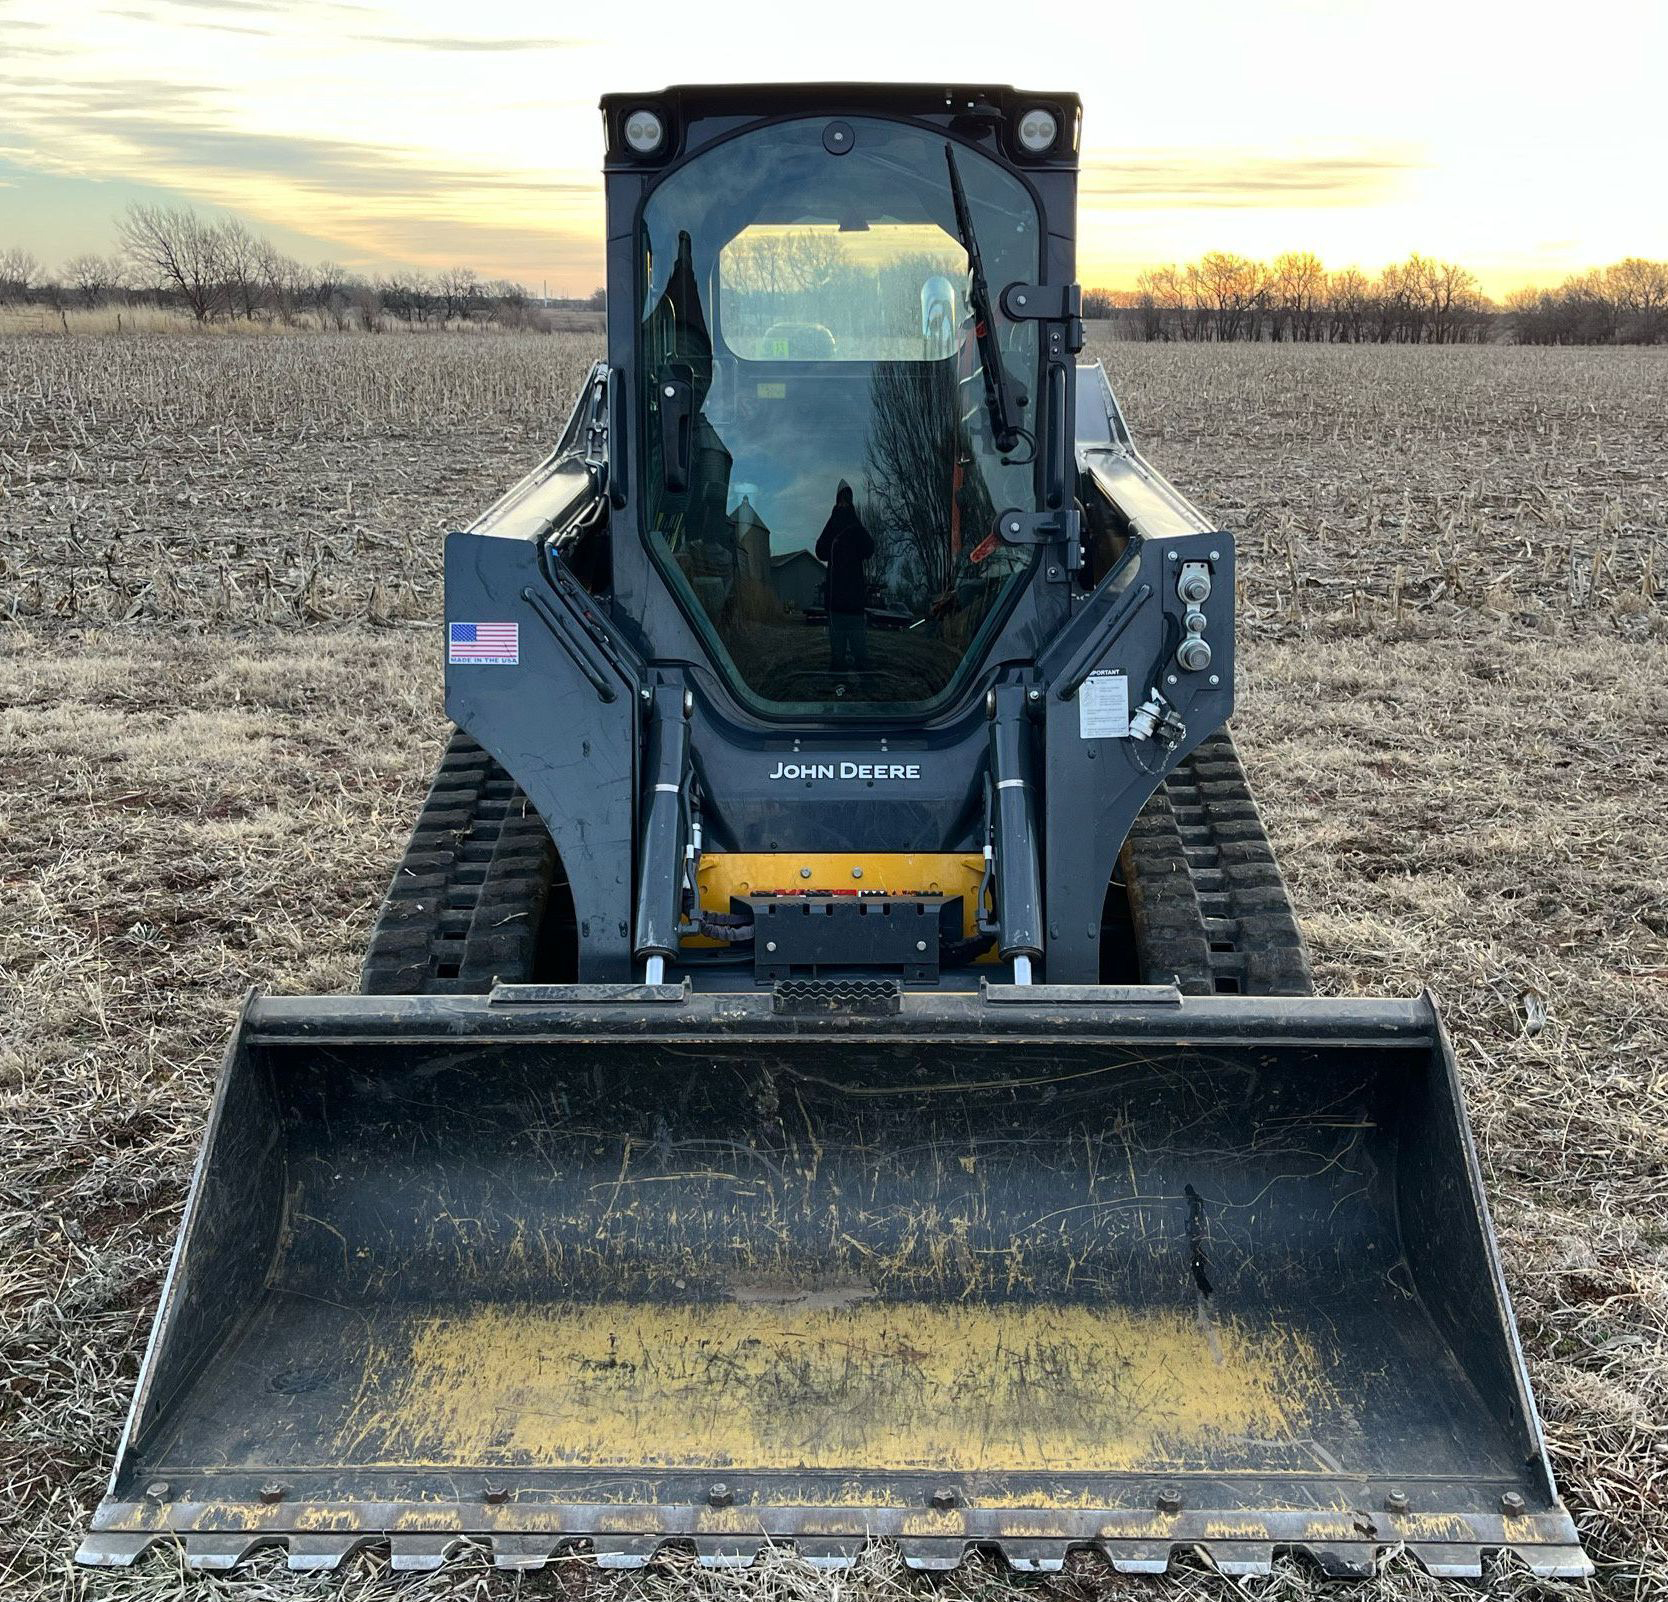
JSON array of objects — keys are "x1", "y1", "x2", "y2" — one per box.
[{"x1": 944, "y1": 142, "x2": 1021, "y2": 454}]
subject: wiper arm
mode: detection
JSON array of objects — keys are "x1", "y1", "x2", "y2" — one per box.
[{"x1": 944, "y1": 142, "x2": 1021, "y2": 454}]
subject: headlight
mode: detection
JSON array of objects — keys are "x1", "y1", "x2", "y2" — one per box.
[
  {"x1": 1015, "y1": 107, "x2": 1058, "y2": 154},
  {"x1": 623, "y1": 109, "x2": 665, "y2": 155}
]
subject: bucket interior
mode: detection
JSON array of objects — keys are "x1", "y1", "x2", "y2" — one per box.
[{"x1": 119, "y1": 1026, "x2": 1534, "y2": 1502}]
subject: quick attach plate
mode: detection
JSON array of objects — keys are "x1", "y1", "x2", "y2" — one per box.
[{"x1": 748, "y1": 894, "x2": 952, "y2": 982}]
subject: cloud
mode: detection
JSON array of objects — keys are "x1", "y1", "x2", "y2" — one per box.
[
  {"x1": 353, "y1": 32, "x2": 590, "y2": 51},
  {"x1": 3, "y1": 78, "x2": 591, "y2": 204},
  {"x1": 1081, "y1": 148, "x2": 1420, "y2": 209},
  {"x1": 157, "y1": 0, "x2": 367, "y2": 13}
]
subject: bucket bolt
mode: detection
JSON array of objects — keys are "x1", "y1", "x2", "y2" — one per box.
[
  {"x1": 1500, "y1": 1491, "x2": 1527, "y2": 1515},
  {"x1": 484, "y1": 1485, "x2": 509, "y2": 1505},
  {"x1": 144, "y1": 1481, "x2": 169, "y2": 1501},
  {"x1": 930, "y1": 1488, "x2": 959, "y2": 1510},
  {"x1": 258, "y1": 1482, "x2": 286, "y2": 1504},
  {"x1": 1384, "y1": 1489, "x2": 1410, "y2": 1514},
  {"x1": 1155, "y1": 1486, "x2": 1183, "y2": 1515},
  {"x1": 708, "y1": 1483, "x2": 734, "y2": 1508}
]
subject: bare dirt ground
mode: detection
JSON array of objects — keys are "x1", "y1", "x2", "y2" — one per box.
[{"x1": 2, "y1": 332, "x2": 1665, "y2": 1601}]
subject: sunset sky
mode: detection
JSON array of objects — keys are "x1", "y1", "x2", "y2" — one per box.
[{"x1": 2, "y1": 0, "x2": 1664, "y2": 297}]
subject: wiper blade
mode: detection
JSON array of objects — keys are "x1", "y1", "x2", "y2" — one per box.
[{"x1": 944, "y1": 142, "x2": 1020, "y2": 453}]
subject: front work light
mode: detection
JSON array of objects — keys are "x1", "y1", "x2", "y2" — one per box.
[
  {"x1": 1015, "y1": 107, "x2": 1058, "y2": 154},
  {"x1": 623, "y1": 108, "x2": 665, "y2": 155}
]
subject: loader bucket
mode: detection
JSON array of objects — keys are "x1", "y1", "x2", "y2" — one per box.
[{"x1": 82, "y1": 986, "x2": 1587, "y2": 1580}]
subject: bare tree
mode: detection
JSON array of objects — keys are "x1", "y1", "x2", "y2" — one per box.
[
  {"x1": 118, "y1": 205, "x2": 225, "y2": 322},
  {"x1": 61, "y1": 252, "x2": 127, "y2": 306},
  {"x1": 438, "y1": 266, "x2": 480, "y2": 321},
  {"x1": 1606, "y1": 257, "x2": 1668, "y2": 342},
  {"x1": 215, "y1": 217, "x2": 266, "y2": 320},
  {"x1": 1271, "y1": 251, "x2": 1325, "y2": 341},
  {"x1": 1189, "y1": 252, "x2": 1268, "y2": 341},
  {"x1": 255, "y1": 238, "x2": 304, "y2": 323},
  {"x1": 0, "y1": 246, "x2": 40, "y2": 302},
  {"x1": 1325, "y1": 267, "x2": 1372, "y2": 342}
]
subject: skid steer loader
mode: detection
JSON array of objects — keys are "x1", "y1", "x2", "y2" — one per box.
[{"x1": 82, "y1": 84, "x2": 1588, "y2": 1581}]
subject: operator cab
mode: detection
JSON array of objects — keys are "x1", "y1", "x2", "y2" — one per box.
[{"x1": 608, "y1": 88, "x2": 1082, "y2": 719}]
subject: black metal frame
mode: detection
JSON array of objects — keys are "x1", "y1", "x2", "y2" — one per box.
[{"x1": 439, "y1": 85, "x2": 1244, "y2": 984}]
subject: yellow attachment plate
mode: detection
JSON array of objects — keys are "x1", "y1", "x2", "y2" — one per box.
[{"x1": 693, "y1": 852, "x2": 986, "y2": 940}]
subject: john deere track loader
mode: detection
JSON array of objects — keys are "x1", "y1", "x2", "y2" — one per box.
[{"x1": 82, "y1": 85, "x2": 1588, "y2": 1580}]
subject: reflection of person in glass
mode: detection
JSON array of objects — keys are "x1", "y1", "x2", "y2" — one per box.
[{"x1": 814, "y1": 483, "x2": 874, "y2": 671}]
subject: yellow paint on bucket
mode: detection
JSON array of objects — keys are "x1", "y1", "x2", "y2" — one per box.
[{"x1": 341, "y1": 1298, "x2": 1319, "y2": 1474}]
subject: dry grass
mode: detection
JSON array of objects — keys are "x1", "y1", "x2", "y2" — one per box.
[{"x1": 1, "y1": 333, "x2": 1665, "y2": 1602}]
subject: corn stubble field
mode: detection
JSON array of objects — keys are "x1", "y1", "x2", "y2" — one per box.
[{"x1": 1, "y1": 331, "x2": 1664, "y2": 1602}]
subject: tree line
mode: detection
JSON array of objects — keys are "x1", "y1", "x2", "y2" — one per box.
[
  {"x1": 2, "y1": 206, "x2": 1664, "y2": 345},
  {"x1": 0, "y1": 206, "x2": 604, "y2": 330},
  {"x1": 1504, "y1": 260, "x2": 1668, "y2": 345},
  {"x1": 1085, "y1": 251, "x2": 1668, "y2": 345}
]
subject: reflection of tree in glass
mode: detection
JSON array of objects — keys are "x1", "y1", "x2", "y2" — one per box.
[
  {"x1": 723, "y1": 230, "x2": 843, "y2": 299},
  {"x1": 863, "y1": 360, "x2": 993, "y2": 618},
  {"x1": 723, "y1": 230, "x2": 965, "y2": 357}
]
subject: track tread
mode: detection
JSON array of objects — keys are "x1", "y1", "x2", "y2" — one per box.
[
  {"x1": 360, "y1": 731, "x2": 562, "y2": 995},
  {"x1": 1121, "y1": 730, "x2": 1313, "y2": 996}
]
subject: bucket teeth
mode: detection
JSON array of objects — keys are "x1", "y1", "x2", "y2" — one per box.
[
  {"x1": 791, "y1": 1539, "x2": 860, "y2": 1568},
  {"x1": 999, "y1": 1541, "x2": 1070, "y2": 1572},
  {"x1": 1099, "y1": 1540, "x2": 1173, "y2": 1574},
  {"x1": 182, "y1": 1533, "x2": 267, "y2": 1569},
  {"x1": 1410, "y1": 1542, "x2": 1486, "y2": 1578},
  {"x1": 286, "y1": 1534, "x2": 369, "y2": 1571},
  {"x1": 1309, "y1": 1540, "x2": 1379, "y2": 1579},
  {"x1": 590, "y1": 1536, "x2": 660, "y2": 1567},
  {"x1": 897, "y1": 1537, "x2": 968, "y2": 1570},
  {"x1": 691, "y1": 1537, "x2": 766, "y2": 1567},
  {"x1": 388, "y1": 1533, "x2": 468, "y2": 1571},
  {"x1": 1517, "y1": 1545, "x2": 1596, "y2": 1579},
  {"x1": 1206, "y1": 1540, "x2": 1275, "y2": 1577},
  {"x1": 73, "y1": 1532, "x2": 153, "y2": 1566},
  {"x1": 491, "y1": 1534, "x2": 563, "y2": 1569}
]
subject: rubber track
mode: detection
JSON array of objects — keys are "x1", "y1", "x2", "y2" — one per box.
[
  {"x1": 1121, "y1": 730, "x2": 1313, "y2": 996},
  {"x1": 360, "y1": 731, "x2": 562, "y2": 995}
]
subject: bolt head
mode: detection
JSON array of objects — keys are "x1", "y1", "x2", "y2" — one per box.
[
  {"x1": 483, "y1": 1485, "x2": 509, "y2": 1505},
  {"x1": 1500, "y1": 1491, "x2": 1527, "y2": 1515},
  {"x1": 1168, "y1": 550, "x2": 1179, "y2": 561},
  {"x1": 1209, "y1": 549, "x2": 1221, "y2": 560},
  {"x1": 765, "y1": 940, "x2": 777, "y2": 953},
  {"x1": 1177, "y1": 637, "x2": 1213, "y2": 672},
  {"x1": 1166, "y1": 674, "x2": 1178, "y2": 686},
  {"x1": 851, "y1": 866, "x2": 863, "y2": 879},
  {"x1": 708, "y1": 1482, "x2": 733, "y2": 1507},
  {"x1": 916, "y1": 940, "x2": 928, "y2": 952},
  {"x1": 1027, "y1": 688, "x2": 1041, "y2": 701},
  {"x1": 1384, "y1": 1489, "x2": 1410, "y2": 1513},
  {"x1": 799, "y1": 866, "x2": 813, "y2": 879},
  {"x1": 145, "y1": 1480, "x2": 169, "y2": 1501},
  {"x1": 258, "y1": 1482, "x2": 285, "y2": 1504},
  {"x1": 1208, "y1": 674, "x2": 1220, "y2": 686},
  {"x1": 930, "y1": 1487, "x2": 958, "y2": 1510},
  {"x1": 1156, "y1": 1485, "x2": 1183, "y2": 1514}
]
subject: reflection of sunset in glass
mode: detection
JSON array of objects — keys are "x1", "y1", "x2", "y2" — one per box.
[{"x1": 1, "y1": 0, "x2": 1662, "y2": 296}]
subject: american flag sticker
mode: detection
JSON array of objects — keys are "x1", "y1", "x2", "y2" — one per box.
[{"x1": 448, "y1": 621, "x2": 519, "y2": 665}]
